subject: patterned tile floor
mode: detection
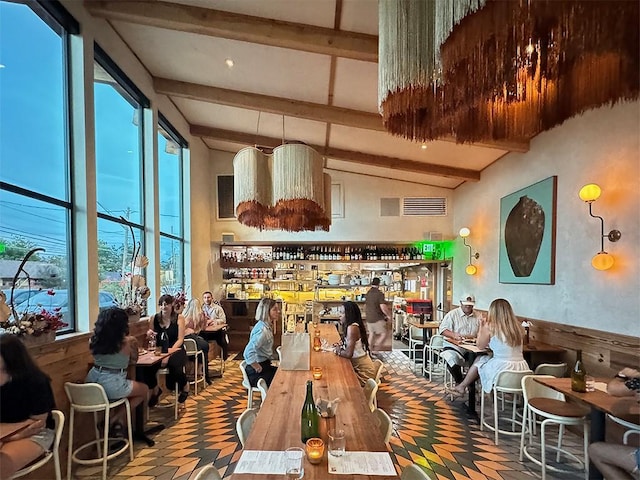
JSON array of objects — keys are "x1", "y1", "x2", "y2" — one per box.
[{"x1": 72, "y1": 350, "x2": 587, "y2": 479}]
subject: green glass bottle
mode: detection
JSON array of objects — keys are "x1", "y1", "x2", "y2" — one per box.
[
  {"x1": 301, "y1": 380, "x2": 319, "y2": 443},
  {"x1": 571, "y1": 349, "x2": 587, "y2": 393}
]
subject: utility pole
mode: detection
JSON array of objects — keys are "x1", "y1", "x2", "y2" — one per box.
[{"x1": 121, "y1": 207, "x2": 131, "y2": 278}]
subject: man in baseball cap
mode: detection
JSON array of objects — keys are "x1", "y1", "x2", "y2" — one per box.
[{"x1": 438, "y1": 293, "x2": 480, "y2": 383}]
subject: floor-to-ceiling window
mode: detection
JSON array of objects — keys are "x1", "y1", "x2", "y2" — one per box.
[
  {"x1": 0, "y1": 0, "x2": 78, "y2": 332},
  {"x1": 94, "y1": 45, "x2": 149, "y2": 312},
  {"x1": 158, "y1": 116, "x2": 186, "y2": 294}
]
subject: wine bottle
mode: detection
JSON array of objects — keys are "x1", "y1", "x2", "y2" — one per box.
[
  {"x1": 571, "y1": 349, "x2": 587, "y2": 392},
  {"x1": 301, "y1": 380, "x2": 320, "y2": 443}
]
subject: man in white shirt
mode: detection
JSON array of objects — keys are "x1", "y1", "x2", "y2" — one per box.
[
  {"x1": 438, "y1": 293, "x2": 480, "y2": 383},
  {"x1": 201, "y1": 291, "x2": 229, "y2": 360}
]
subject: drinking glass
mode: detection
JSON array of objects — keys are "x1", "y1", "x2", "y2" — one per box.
[
  {"x1": 328, "y1": 428, "x2": 345, "y2": 457},
  {"x1": 585, "y1": 376, "x2": 595, "y2": 392},
  {"x1": 285, "y1": 447, "x2": 304, "y2": 479}
]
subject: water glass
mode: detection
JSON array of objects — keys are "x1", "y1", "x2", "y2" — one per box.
[
  {"x1": 285, "y1": 447, "x2": 304, "y2": 479},
  {"x1": 328, "y1": 428, "x2": 345, "y2": 457},
  {"x1": 586, "y1": 376, "x2": 596, "y2": 392}
]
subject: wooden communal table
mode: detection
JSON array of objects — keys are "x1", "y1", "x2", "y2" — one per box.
[
  {"x1": 231, "y1": 323, "x2": 398, "y2": 479},
  {"x1": 534, "y1": 376, "x2": 640, "y2": 480}
]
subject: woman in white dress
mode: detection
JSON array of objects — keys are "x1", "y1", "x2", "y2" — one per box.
[{"x1": 453, "y1": 298, "x2": 529, "y2": 396}]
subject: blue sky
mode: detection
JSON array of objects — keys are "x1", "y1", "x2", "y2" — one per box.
[{"x1": 0, "y1": 2, "x2": 181, "y2": 261}]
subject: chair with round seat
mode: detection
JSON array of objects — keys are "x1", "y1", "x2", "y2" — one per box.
[
  {"x1": 364, "y1": 378, "x2": 379, "y2": 412},
  {"x1": 193, "y1": 464, "x2": 223, "y2": 480},
  {"x1": 607, "y1": 414, "x2": 640, "y2": 445},
  {"x1": 236, "y1": 408, "x2": 259, "y2": 448},
  {"x1": 239, "y1": 360, "x2": 261, "y2": 409},
  {"x1": 480, "y1": 369, "x2": 532, "y2": 445},
  {"x1": 184, "y1": 338, "x2": 205, "y2": 395},
  {"x1": 10, "y1": 410, "x2": 64, "y2": 480},
  {"x1": 373, "y1": 358, "x2": 385, "y2": 385},
  {"x1": 519, "y1": 375, "x2": 590, "y2": 480},
  {"x1": 439, "y1": 349, "x2": 466, "y2": 400},
  {"x1": 156, "y1": 366, "x2": 180, "y2": 420},
  {"x1": 534, "y1": 363, "x2": 567, "y2": 377},
  {"x1": 64, "y1": 382, "x2": 134, "y2": 480},
  {"x1": 257, "y1": 378, "x2": 268, "y2": 407},
  {"x1": 372, "y1": 407, "x2": 392, "y2": 444},
  {"x1": 408, "y1": 325, "x2": 424, "y2": 368},
  {"x1": 400, "y1": 463, "x2": 433, "y2": 479},
  {"x1": 422, "y1": 334, "x2": 445, "y2": 381}
]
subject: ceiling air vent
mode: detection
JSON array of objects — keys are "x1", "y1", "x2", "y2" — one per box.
[{"x1": 403, "y1": 197, "x2": 447, "y2": 216}]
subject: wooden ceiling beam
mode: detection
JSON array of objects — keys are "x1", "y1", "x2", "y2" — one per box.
[
  {"x1": 157, "y1": 78, "x2": 530, "y2": 152},
  {"x1": 154, "y1": 78, "x2": 383, "y2": 131},
  {"x1": 190, "y1": 125, "x2": 481, "y2": 182},
  {"x1": 85, "y1": 0, "x2": 378, "y2": 62}
]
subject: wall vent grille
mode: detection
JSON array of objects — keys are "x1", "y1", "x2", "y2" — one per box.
[{"x1": 403, "y1": 197, "x2": 447, "y2": 216}]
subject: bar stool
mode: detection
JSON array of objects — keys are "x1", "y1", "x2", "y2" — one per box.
[
  {"x1": 208, "y1": 339, "x2": 225, "y2": 377},
  {"x1": 480, "y1": 369, "x2": 532, "y2": 445},
  {"x1": 422, "y1": 335, "x2": 444, "y2": 381},
  {"x1": 184, "y1": 338, "x2": 205, "y2": 395},
  {"x1": 64, "y1": 382, "x2": 133, "y2": 480},
  {"x1": 519, "y1": 375, "x2": 590, "y2": 480},
  {"x1": 239, "y1": 360, "x2": 261, "y2": 409},
  {"x1": 11, "y1": 410, "x2": 64, "y2": 480},
  {"x1": 156, "y1": 367, "x2": 179, "y2": 420}
]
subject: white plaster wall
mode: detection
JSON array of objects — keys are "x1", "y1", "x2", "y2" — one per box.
[
  {"x1": 209, "y1": 150, "x2": 454, "y2": 243},
  {"x1": 452, "y1": 101, "x2": 640, "y2": 336}
]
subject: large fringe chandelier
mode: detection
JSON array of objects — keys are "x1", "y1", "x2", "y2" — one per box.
[
  {"x1": 233, "y1": 143, "x2": 331, "y2": 232},
  {"x1": 378, "y1": 0, "x2": 639, "y2": 144}
]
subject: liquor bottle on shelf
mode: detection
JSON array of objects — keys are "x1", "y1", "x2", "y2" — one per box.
[
  {"x1": 301, "y1": 380, "x2": 320, "y2": 443},
  {"x1": 571, "y1": 349, "x2": 587, "y2": 393}
]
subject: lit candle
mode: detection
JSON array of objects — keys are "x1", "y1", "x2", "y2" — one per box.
[
  {"x1": 305, "y1": 438, "x2": 324, "y2": 464},
  {"x1": 313, "y1": 367, "x2": 323, "y2": 380}
]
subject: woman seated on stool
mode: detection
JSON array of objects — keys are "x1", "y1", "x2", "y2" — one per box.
[
  {"x1": 452, "y1": 298, "x2": 529, "y2": 397},
  {"x1": 181, "y1": 298, "x2": 212, "y2": 385},
  {"x1": 0, "y1": 334, "x2": 56, "y2": 479},
  {"x1": 243, "y1": 298, "x2": 279, "y2": 387},
  {"x1": 86, "y1": 307, "x2": 149, "y2": 436},
  {"x1": 143, "y1": 294, "x2": 189, "y2": 406},
  {"x1": 334, "y1": 301, "x2": 377, "y2": 387},
  {"x1": 588, "y1": 368, "x2": 640, "y2": 479}
]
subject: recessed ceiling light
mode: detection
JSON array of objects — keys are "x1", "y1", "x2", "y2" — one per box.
[
  {"x1": 420, "y1": 144, "x2": 428, "y2": 150},
  {"x1": 225, "y1": 58, "x2": 234, "y2": 68}
]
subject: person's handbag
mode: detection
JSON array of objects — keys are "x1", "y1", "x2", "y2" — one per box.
[{"x1": 280, "y1": 332, "x2": 310, "y2": 370}]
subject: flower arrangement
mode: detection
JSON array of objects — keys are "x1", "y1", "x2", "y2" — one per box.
[
  {"x1": 0, "y1": 289, "x2": 68, "y2": 338},
  {"x1": 118, "y1": 219, "x2": 151, "y2": 317}
]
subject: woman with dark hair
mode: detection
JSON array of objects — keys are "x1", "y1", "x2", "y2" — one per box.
[
  {"x1": 243, "y1": 297, "x2": 279, "y2": 387},
  {"x1": 144, "y1": 294, "x2": 189, "y2": 405},
  {"x1": 86, "y1": 307, "x2": 149, "y2": 434},
  {"x1": 0, "y1": 334, "x2": 56, "y2": 478},
  {"x1": 334, "y1": 301, "x2": 377, "y2": 386}
]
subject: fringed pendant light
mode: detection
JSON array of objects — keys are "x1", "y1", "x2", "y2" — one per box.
[
  {"x1": 233, "y1": 147, "x2": 271, "y2": 229},
  {"x1": 232, "y1": 143, "x2": 331, "y2": 232},
  {"x1": 378, "y1": 0, "x2": 639, "y2": 144}
]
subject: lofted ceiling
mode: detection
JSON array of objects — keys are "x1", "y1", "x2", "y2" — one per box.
[{"x1": 86, "y1": 0, "x2": 531, "y2": 189}]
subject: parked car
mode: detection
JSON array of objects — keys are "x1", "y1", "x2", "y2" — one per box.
[
  {"x1": 16, "y1": 290, "x2": 119, "y2": 325},
  {"x1": 2, "y1": 288, "x2": 42, "y2": 306}
]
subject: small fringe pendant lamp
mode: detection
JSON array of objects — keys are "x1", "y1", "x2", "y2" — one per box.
[{"x1": 233, "y1": 147, "x2": 271, "y2": 229}]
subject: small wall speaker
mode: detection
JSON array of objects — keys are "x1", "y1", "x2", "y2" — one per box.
[{"x1": 221, "y1": 233, "x2": 235, "y2": 243}]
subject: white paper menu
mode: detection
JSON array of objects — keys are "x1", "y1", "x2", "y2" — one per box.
[
  {"x1": 328, "y1": 452, "x2": 396, "y2": 475},
  {"x1": 234, "y1": 450, "x2": 287, "y2": 474}
]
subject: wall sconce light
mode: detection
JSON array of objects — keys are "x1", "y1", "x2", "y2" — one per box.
[
  {"x1": 578, "y1": 184, "x2": 622, "y2": 270},
  {"x1": 459, "y1": 227, "x2": 480, "y2": 275}
]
